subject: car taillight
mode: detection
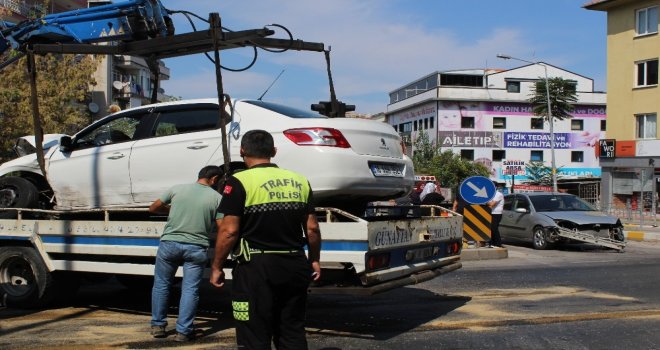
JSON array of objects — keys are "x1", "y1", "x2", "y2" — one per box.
[
  {"x1": 367, "y1": 252, "x2": 390, "y2": 270},
  {"x1": 283, "y1": 128, "x2": 351, "y2": 148}
]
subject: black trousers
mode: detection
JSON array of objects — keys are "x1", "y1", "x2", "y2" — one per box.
[
  {"x1": 491, "y1": 214, "x2": 502, "y2": 247},
  {"x1": 232, "y1": 253, "x2": 312, "y2": 350}
]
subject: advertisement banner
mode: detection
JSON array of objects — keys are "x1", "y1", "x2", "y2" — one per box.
[
  {"x1": 437, "y1": 131, "x2": 502, "y2": 148},
  {"x1": 503, "y1": 132, "x2": 599, "y2": 149}
]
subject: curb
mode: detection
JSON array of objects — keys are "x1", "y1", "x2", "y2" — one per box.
[
  {"x1": 625, "y1": 230, "x2": 660, "y2": 242},
  {"x1": 460, "y1": 247, "x2": 508, "y2": 261}
]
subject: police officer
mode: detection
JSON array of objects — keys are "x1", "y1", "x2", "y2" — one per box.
[{"x1": 210, "y1": 129, "x2": 321, "y2": 350}]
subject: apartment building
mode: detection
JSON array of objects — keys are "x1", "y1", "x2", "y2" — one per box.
[
  {"x1": 585, "y1": 0, "x2": 660, "y2": 212},
  {"x1": 386, "y1": 66, "x2": 606, "y2": 189},
  {"x1": 0, "y1": 0, "x2": 171, "y2": 117}
]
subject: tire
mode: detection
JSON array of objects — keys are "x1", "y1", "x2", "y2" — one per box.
[
  {"x1": 0, "y1": 176, "x2": 39, "y2": 219},
  {"x1": 0, "y1": 247, "x2": 56, "y2": 308},
  {"x1": 532, "y1": 226, "x2": 549, "y2": 250}
]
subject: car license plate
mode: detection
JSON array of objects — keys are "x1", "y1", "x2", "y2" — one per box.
[{"x1": 370, "y1": 163, "x2": 404, "y2": 177}]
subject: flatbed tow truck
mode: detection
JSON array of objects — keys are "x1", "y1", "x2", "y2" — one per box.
[{"x1": 0, "y1": 1, "x2": 463, "y2": 308}]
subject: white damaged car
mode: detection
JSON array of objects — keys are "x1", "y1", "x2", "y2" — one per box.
[{"x1": 0, "y1": 99, "x2": 414, "y2": 217}]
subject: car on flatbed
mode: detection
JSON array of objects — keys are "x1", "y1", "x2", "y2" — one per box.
[{"x1": 0, "y1": 99, "x2": 414, "y2": 216}]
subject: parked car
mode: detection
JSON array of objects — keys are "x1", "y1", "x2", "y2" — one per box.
[
  {"x1": 0, "y1": 99, "x2": 414, "y2": 217},
  {"x1": 499, "y1": 192, "x2": 624, "y2": 249}
]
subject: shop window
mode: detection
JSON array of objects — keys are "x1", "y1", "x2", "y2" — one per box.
[
  {"x1": 531, "y1": 118, "x2": 544, "y2": 130},
  {"x1": 493, "y1": 117, "x2": 506, "y2": 129},
  {"x1": 530, "y1": 150, "x2": 544, "y2": 162}
]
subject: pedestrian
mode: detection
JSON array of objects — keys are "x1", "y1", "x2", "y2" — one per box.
[
  {"x1": 210, "y1": 129, "x2": 322, "y2": 350},
  {"x1": 452, "y1": 188, "x2": 468, "y2": 214},
  {"x1": 488, "y1": 181, "x2": 505, "y2": 248},
  {"x1": 420, "y1": 182, "x2": 445, "y2": 205},
  {"x1": 149, "y1": 165, "x2": 224, "y2": 342}
]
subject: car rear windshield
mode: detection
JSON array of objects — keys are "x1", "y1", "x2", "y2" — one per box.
[
  {"x1": 529, "y1": 195, "x2": 596, "y2": 212},
  {"x1": 244, "y1": 100, "x2": 326, "y2": 119}
]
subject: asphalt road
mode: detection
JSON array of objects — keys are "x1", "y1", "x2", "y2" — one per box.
[{"x1": 2, "y1": 240, "x2": 660, "y2": 349}]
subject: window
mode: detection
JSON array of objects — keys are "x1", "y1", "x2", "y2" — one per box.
[
  {"x1": 531, "y1": 150, "x2": 544, "y2": 162},
  {"x1": 506, "y1": 81, "x2": 520, "y2": 93},
  {"x1": 424, "y1": 118, "x2": 429, "y2": 129},
  {"x1": 401, "y1": 122, "x2": 412, "y2": 133},
  {"x1": 152, "y1": 109, "x2": 221, "y2": 137},
  {"x1": 461, "y1": 116, "x2": 475, "y2": 129},
  {"x1": 601, "y1": 120, "x2": 606, "y2": 131},
  {"x1": 460, "y1": 149, "x2": 474, "y2": 160},
  {"x1": 414, "y1": 120, "x2": 418, "y2": 131},
  {"x1": 514, "y1": 196, "x2": 530, "y2": 211},
  {"x1": 636, "y1": 113, "x2": 657, "y2": 139},
  {"x1": 430, "y1": 117, "x2": 434, "y2": 129},
  {"x1": 571, "y1": 119, "x2": 584, "y2": 131},
  {"x1": 503, "y1": 196, "x2": 514, "y2": 211},
  {"x1": 636, "y1": 59, "x2": 658, "y2": 87},
  {"x1": 75, "y1": 115, "x2": 141, "y2": 148},
  {"x1": 571, "y1": 151, "x2": 584, "y2": 162},
  {"x1": 492, "y1": 150, "x2": 506, "y2": 161},
  {"x1": 493, "y1": 117, "x2": 506, "y2": 129},
  {"x1": 637, "y1": 6, "x2": 658, "y2": 36},
  {"x1": 531, "y1": 118, "x2": 544, "y2": 130}
]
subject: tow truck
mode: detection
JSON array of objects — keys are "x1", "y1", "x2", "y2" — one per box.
[{"x1": 0, "y1": 0, "x2": 463, "y2": 307}]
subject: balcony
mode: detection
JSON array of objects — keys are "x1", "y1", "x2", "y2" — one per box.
[{"x1": 0, "y1": 0, "x2": 44, "y2": 20}]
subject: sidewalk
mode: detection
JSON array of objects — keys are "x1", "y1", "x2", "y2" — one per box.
[
  {"x1": 624, "y1": 223, "x2": 660, "y2": 242},
  {"x1": 460, "y1": 245, "x2": 508, "y2": 261}
]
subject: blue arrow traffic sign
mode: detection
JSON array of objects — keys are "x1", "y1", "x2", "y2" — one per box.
[{"x1": 459, "y1": 176, "x2": 496, "y2": 205}]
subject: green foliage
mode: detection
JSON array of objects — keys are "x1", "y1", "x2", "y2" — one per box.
[
  {"x1": 411, "y1": 130, "x2": 436, "y2": 173},
  {"x1": 528, "y1": 76, "x2": 578, "y2": 121},
  {"x1": 0, "y1": 54, "x2": 98, "y2": 162},
  {"x1": 410, "y1": 132, "x2": 491, "y2": 191},
  {"x1": 525, "y1": 161, "x2": 552, "y2": 185}
]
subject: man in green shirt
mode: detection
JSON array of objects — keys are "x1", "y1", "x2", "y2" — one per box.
[{"x1": 149, "y1": 165, "x2": 223, "y2": 342}]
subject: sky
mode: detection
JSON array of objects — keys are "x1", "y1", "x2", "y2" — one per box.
[{"x1": 159, "y1": 0, "x2": 607, "y2": 115}]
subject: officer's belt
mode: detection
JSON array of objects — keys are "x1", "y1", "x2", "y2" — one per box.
[{"x1": 248, "y1": 248, "x2": 304, "y2": 255}]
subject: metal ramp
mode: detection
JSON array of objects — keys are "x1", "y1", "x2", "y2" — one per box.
[{"x1": 556, "y1": 227, "x2": 626, "y2": 251}]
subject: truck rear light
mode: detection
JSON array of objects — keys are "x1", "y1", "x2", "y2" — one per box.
[
  {"x1": 367, "y1": 252, "x2": 390, "y2": 270},
  {"x1": 283, "y1": 128, "x2": 351, "y2": 148},
  {"x1": 446, "y1": 241, "x2": 460, "y2": 255}
]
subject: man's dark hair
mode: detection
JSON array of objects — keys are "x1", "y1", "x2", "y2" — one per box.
[
  {"x1": 198, "y1": 165, "x2": 223, "y2": 180},
  {"x1": 241, "y1": 129, "x2": 275, "y2": 158}
]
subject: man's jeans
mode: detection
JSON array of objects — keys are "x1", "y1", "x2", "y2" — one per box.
[{"x1": 151, "y1": 240, "x2": 207, "y2": 335}]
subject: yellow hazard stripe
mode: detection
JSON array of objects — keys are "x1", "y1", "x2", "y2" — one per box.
[
  {"x1": 464, "y1": 208, "x2": 491, "y2": 237},
  {"x1": 472, "y1": 205, "x2": 492, "y2": 224},
  {"x1": 463, "y1": 224, "x2": 487, "y2": 241}
]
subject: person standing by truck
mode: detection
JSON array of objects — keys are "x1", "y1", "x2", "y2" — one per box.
[
  {"x1": 148, "y1": 165, "x2": 224, "y2": 342},
  {"x1": 210, "y1": 129, "x2": 321, "y2": 350},
  {"x1": 487, "y1": 181, "x2": 504, "y2": 248}
]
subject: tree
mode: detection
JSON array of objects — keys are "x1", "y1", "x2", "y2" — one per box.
[
  {"x1": 525, "y1": 161, "x2": 552, "y2": 185},
  {"x1": 412, "y1": 130, "x2": 436, "y2": 174},
  {"x1": 528, "y1": 76, "x2": 578, "y2": 122},
  {"x1": 0, "y1": 54, "x2": 98, "y2": 162},
  {"x1": 430, "y1": 150, "x2": 490, "y2": 191}
]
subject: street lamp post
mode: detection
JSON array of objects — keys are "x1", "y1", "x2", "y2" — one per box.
[{"x1": 496, "y1": 54, "x2": 558, "y2": 193}]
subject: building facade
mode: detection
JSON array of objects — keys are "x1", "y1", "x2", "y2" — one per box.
[
  {"x1": 386, "y1": 65, "x2": 606, "y2": 189},
  {"x1": 586, "y1": 0, "x2": 660, "y2": 213},
  {"x1": 0, "y1": 0, "x2": 171, "y2": 118}
]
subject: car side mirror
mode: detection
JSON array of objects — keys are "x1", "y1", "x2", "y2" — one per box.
[
  {"x1": 59, "y1": 136, "x2": 73, "y2": 152},
  {"x1": 515, "y1": 207, "x2": 528, "y2": 213}
]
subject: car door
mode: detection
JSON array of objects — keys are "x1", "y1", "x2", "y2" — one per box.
[
  {"x1": 498, "y1": 194, "x2": 516, "y2": 239},
  {"x1": 47, "y1": 114, "x2": 142, "y2": 209},
  {"x1": 129, "y1": 105, "x2": 225, "y2": 204},
  {"x1": 504, "y1": 195, "x2": 533, "y2": 240}
]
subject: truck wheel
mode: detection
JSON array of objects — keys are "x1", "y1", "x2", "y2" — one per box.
[
  {"x1": 0, "y1": 177, "x2": 39, "y2": 219},
  {"x1": 0, "y1": 247, "x2": 55, "y2": 308},
  {"x1": 532, "y1": 226, "x2": 549, "y2": 250}
]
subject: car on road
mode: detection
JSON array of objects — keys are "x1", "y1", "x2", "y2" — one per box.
[
  {"x1": 499, "y1": 192, "x2": 624, "y2": 249},
  {"x1": 0, "y1": 99, "x2": 414, "y2": 216}
]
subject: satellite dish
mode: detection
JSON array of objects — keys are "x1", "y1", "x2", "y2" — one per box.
[
  {"x1": 112, "y1": 81, "x2": 124, "y2": 90},
  {"x1": 88, "y1": 102, "x2": 99, "y2": 114}
]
